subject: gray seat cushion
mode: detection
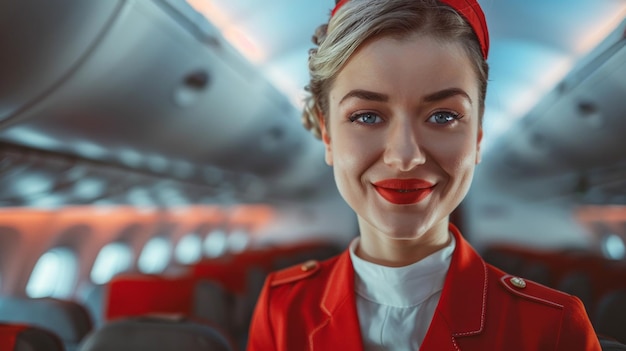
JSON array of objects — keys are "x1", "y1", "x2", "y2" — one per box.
[
  {"x1": 78, "y1": 315, "x2": 234, "y2": 351},
  {"x1": 0, "y1": 297, "x2": 92, "y2": 350}
]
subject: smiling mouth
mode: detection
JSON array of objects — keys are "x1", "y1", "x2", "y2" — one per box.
[
  {"x1": 372, "y1": 179, "x2": 435, "y2": 205},
  {"x1": 374, "y1": 186, "x2": 433, "y2": 205}
]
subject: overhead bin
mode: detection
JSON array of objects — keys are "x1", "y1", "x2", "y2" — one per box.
[
  {"x1": 488, "y1": 19, "x2": 626, "y2": 177},
  {"x1": 0, "y1": 0, "x2": 123, "y2": 125},
  {"x1": 0, "y1": 0, "x2": 319, "y2": 183}
]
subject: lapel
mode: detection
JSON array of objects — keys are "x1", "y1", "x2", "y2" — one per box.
[
  {"x1": 419, "y1": 312, "x2": 458, "y2": 350},
  {"x1": 420, "y1": 224, "x2": 488, "y2": 350},
  {"x1": 309, "y1": 251, "x2": 365, "y2": 351}
]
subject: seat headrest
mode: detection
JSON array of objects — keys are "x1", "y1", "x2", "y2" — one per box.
[
  {"x1": 78, "y1": 315, "x2": 234, "y2": 351},
  {"x1": 595, "y1": 290, "x2": 626, "y2": 344},
  {"x1": 0, "y1": 323, "x2": 64, "y2": 351},
  {"x1": 105, "y1": 274, "x2": 196, "y2": 321},
  {"x1": 0, "y1": 297, "x2": 92, "y2": 343}
]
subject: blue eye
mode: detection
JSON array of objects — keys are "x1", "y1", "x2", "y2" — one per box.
[
  {"x1": 428, "y1": 111, "x2": 463, "y2": 125},
  {"x1": 349, "y1": 113, "x2": 382, "y2": 125}
]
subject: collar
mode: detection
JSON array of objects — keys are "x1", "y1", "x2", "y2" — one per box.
[{"x1": 349, "y1": 235, "x2": 456, "y2": 307}]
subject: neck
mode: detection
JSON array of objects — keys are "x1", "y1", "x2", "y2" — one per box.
[{"x1": 355, "y1": 218, "x2": 452, "y2": 267}]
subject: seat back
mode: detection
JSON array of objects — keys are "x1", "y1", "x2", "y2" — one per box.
[
  {"x1": 557, "y1": 271, "x2": 594, "y2": 312},
  {"x1": 80, "y1": 284, "x2": 106, "y2": 327},
  {"x1": 599, "y1": 335, "x2": 626, "y2": 351},
  {"x1": 105, "y1": 274, "x2": 196, "y2": 321},
  {"x1": 193, "y1": 279, "x2": 233, "y2": 330},
  {"x1": 0, "y1": 323, "x2": 65, "y2": 351},
  {"x1": 0, "y1": 297, "x2": 92, "y2": 351},
  {"x1": 105, "y1": 274, "x2": 234, "y2": 333},
  {"x1": 78, "y1": 315, "x2": 234, "y2": 351},
  {"x1": 595, "y1": 290, "x2": 626, "y2": 344}
]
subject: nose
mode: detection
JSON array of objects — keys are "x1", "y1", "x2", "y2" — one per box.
[{"x1": 383, "y1": 119, "x2": 426, "y2": 171}]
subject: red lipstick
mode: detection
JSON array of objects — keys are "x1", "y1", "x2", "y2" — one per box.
[{"x1": 373, "y1": 179, "x2": 434, "y2": 205}]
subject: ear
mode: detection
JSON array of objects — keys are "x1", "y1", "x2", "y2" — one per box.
[
  {"x1": 318, "y1": 112, "x2": 333, "y2": 166},
  {"x1": 475, "y1": 127, "x2": 483, "y2": 164}
]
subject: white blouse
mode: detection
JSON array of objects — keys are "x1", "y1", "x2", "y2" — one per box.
[{"x1": 349, "y1": 235, "x2": 456, "y2": 351}]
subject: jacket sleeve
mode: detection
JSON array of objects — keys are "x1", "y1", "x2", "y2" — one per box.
[
  {"x1": 555, "y1": 295, "x2": 601, "y2": 351},
  {"x1": 246, "y1": 275, "x2": 277, "y2": 351}
]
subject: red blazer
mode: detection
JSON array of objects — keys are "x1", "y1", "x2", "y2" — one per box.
[{"x1": 247, "y1": 225, "x2": 601, "y2": 350}]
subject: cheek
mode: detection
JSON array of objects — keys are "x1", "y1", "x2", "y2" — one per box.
[
  {"x1": 331, "y1": 134, "x2": 381, "y2": 182},
  {"x1": 332, "y1": 139, "x2": 364, "y2": 174},
  {"x1": 432, "y1": 134, "x2": 479, "y2": 176}
]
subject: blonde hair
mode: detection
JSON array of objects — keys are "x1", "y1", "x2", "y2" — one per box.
[{"x1": 302, "y1": 0, "x2": 489, "y2": 139}]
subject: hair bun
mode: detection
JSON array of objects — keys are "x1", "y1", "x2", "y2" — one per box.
[
  {"x1": 312, "y1": 24, "x2": 328, "y2": 46},
  {"x1": 301, "y1": 89, "x2": 322, "y2": 140}
]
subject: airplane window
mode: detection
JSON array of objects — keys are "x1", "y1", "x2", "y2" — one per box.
[
  {"x1": 137, "y1": 237, "x2": 172, "y2": 274},
  {"x1": 90, "y1": 242, "x2": 133, "y2": 284},
  {"x1": 174, "y1": 233, "x2": 202, "y2": 264},
  {"x1": 26, "y1": 247, "x2": 78, "y2": 298},
  {"x1": 601, "y1": 234, "x2": 626, "y2": 260},
  {"x1": 227, "y1": 229, "x2": 250, "y2": 253},
  {"x1": 203, "y1": 229, "x2": 227, "y2": 258}
]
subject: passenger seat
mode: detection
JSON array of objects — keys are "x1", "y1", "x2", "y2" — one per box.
[
  {"x1": 599, "y1": 335, "x2": 626, "y2": 351},
  {"x1": 0, "y1": 323, "x2": 64, "y2": 351},
  {"x1": 78, "y1": 315, "x2": 235, "y2": 351},
  {"x1": 105, "y1": 274, "x2": 234, "y2": 334},
  {"x1": 0, "y1": 297, "x2": 92, "y2": 351},
  {"x1": 595, "y1": 290, "x2": 626, "y2": 344}
]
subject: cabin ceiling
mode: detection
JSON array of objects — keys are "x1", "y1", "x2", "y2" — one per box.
[
  {"x1": 0, "y1": 0, "x2": 625, "y2": 208},
  {"x1": 196, "y1": 0, "x2": 626, "y2": 150}
]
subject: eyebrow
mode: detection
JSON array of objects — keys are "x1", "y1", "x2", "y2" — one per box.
[
  {"x1": 338, "y1": 87, "x2": 472, "y2": 105},
  {"x1": 423, "y1": 88, "x2": 473, "y2": 105},
  {"x1": 339, "y1": 89, "x2": 388, "y2": 105}
]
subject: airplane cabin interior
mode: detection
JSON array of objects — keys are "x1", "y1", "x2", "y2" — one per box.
[{"x1": 0, "y1": 0, "x2": 625, "y2": 349}]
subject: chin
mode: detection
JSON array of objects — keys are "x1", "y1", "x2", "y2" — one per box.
[{"x1": 372, "y1": 216, "x2": 436, "y2": 241}]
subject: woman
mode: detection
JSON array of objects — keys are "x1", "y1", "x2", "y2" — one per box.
[{"x1": 247, "y1": 0, "x2": 601, "y2": 350}]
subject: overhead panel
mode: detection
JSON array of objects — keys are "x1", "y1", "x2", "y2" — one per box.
[
  {"x1": 0, "y1": 0, "x2": 124, "y2": 124},
  {"x1": 0, "y1": 0, "x2": 309, "y2": 181},
  {"x1": 490, "y1": 19, "x2": 626, "y2": 177}
]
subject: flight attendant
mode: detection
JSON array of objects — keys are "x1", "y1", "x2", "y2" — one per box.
[{"x1": 247, "y1": 0, "x2": 601, "y2": 350}]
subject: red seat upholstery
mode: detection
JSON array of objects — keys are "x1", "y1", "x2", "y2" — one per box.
[
  {"x1": 0, "y1": 324, "x2": 28, "y2": 351},
  {"x1": 0, "y1": 323, "x2": 64, "y2": 351},
  {"x1": 191, "y1": 241, "x2": 340, "y2": 294},
  {"x1": 191, "y1": 260, "x2": 249, "y2": 294},
  {"x1": 105, "y1": 274, "x2": 234, "y2": 334},
  {"x1": 105, "y1": 274, "x2": 197, "y2": 321}
]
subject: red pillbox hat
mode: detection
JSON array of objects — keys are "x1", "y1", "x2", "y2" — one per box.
[{"x1": 331, "y1": 0, "x2": 490, "y2": 59}]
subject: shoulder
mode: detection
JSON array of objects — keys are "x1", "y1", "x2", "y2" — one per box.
[
  {"x1": 479, "y1": 265, "x2": 599, "y2": 349},
  {"x1": 267, "y1": 254, "x2": 342, "y2": 288},
  {"x1": 486, "y1": 264, "x2": 580, "y2": 310}
]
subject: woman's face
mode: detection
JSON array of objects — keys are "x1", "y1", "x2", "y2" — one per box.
[{"x1": 321, "y1": 33, "x2": 482, "y2": 244}]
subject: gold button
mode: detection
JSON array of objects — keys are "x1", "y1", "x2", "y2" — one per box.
[
  {"x1": 300, "y1": 260, "x2": 318, "y2": 272},
  {"x1": 510, "y1": 277, "x2": 526, "y2": 289}
]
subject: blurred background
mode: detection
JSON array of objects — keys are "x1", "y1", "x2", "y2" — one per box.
[{"x1": 0, "y1": 0, "x2": 625, "y2": 349}]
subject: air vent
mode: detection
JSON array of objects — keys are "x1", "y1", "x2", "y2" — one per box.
[
  {"x1": 184, "y1": 70, "x2": 210, "y2": 90},
  {"x1": 577, "y1": 100, "x2": 603, "y2": 129},
  {"x1": 173, "y1": 70, "x2": 211, "y2": 107},
  {"x1": 578, "y1": 101, "x2": 597, "y2": 116}
]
